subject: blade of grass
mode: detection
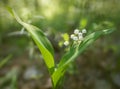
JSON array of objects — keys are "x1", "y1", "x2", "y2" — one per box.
[{"x1": 0, "y1": 55, "x2": 12, "y2": 69}]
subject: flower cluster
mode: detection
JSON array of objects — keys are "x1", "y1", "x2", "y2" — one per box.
[
  {"x1": 64, "y1": 29, "x2": 87, "y2": 46},
  {"x1": 63, "y1": 40, "x2": 69, "y2": 46}
]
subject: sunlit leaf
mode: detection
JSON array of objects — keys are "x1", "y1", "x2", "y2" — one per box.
[
  {"x1": 9, "y1": 8, "x2": 55, "y2": 74},
  {"x1": 79, "y1": 18, "x2": 87, "y2": 29}
]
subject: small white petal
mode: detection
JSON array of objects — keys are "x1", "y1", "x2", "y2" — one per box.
[
  {"x1": 72, "y1": 36, "x2": 78, "y2": 41},
  {"x1": 82, "y1": 29, "x2": 87, "y2": 33},
  {"x1": 64, "y1": 41, "x2": 69, "y2": 46},
  {"x1": 70, "y1": 34, "x2": 75, "y2": 39},
  {"x1": 74, "y1": 29, "x2": 79, "y2": 34},
  {"x1": 78, "y1": 32, "x2": 83, "y2": 36}
]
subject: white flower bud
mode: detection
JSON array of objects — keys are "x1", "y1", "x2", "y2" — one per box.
[
  {"x1": 72, "y1": 36, "x2": 78, "y2": 41},
  {"x1": 70, "y1": 34, "x2": 75, "y2": 39},
  {"x1": 78, "y1": 35, "x2": 83, "y2": 40},
  {"x1": 78, "y1": 32, "x2": 83, "y2": 36},
  {"x1": 64, "y1": 41, "x2": 69, "y2": 46},
  {"x1": 82, "y1": 29, "x2": 87, "y2": 33},
  {"x1": 74, "y1": 29, "x2": 79, "y2": 34}
]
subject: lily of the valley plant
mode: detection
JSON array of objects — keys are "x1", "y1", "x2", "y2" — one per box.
[{"x1": 9, "y1": 8, "x2": 114, "y2": 89}]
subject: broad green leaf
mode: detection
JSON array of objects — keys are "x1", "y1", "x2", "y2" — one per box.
[
  {"x1": 52, "y1": 28, "x2": 114, "y2": 88},
  {"x1": 9, "y1": 9, "x2": 55, "y2": 74}
]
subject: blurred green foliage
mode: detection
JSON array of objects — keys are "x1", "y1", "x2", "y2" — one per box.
[{"x1": 0, "y1": 0, "x2": 120, "y2": 89}]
